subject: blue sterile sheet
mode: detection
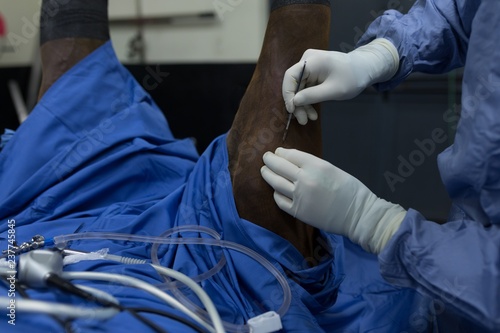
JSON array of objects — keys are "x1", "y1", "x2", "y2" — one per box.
[
  {"x1": 0, "y1": 41, "x2": 344, "y2": 333},
  {"x1": 0, "y1": 41, "x2": 426, "y2": 333}
]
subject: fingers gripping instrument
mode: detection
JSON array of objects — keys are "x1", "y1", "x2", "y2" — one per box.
[{"x1": 282, "y1": 61, "x2": 307, "y2": 142}]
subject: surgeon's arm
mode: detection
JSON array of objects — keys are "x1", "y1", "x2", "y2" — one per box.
[
  {"x1": 381, "y1": 211, "x2": 500, "y2": 331},
  {"x1": 281, "y1": 0, "x2": 477, "y2": 122},
  {"x1": 264, "y1": 0, "x2": 500, "y2": 329},
  {"x1": 358, "y1": 0, "x2": 478, "y2": 91},
  {"x1": 388, "y1": 1, "x2": 500, "y2": 329}
]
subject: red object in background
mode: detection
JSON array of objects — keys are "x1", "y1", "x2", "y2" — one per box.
[{"x1": 0, "y1": 13, "x2": 6, "y2": 37}]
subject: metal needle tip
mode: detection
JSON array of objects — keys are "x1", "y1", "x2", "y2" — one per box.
[{"x1": 282, "y1": 61, "x2": 307, "y2": 143}]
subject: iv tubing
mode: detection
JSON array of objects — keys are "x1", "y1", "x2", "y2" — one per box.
[
  {"x1": 150, "y1": 227, "x2": 238, "y2": 332},
  {"x1": 53, "y1": 230, "x2": 292, "y2": 330},
  {"x1": 62, "y1": 250, "x2": 225, "y2": 332},
  {"x1": 151, "y1": 226, "x2": 228, "y2": 289}
]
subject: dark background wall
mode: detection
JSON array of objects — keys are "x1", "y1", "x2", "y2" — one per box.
[
  {"x1": 0, "y1": 0, "x2": 456, "y2": 221},
  {"x1": 0, "y1": 63, "x2": 254, "y2": 152},
  {"x1": 0, "y1": 67, "x2": 31, "y2": 130}
]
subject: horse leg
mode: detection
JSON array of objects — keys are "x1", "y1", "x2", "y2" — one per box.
[
  {"x1": 227, "y1": 0, "x2": 331, "y2": 260},
  {"x1": 38, "y1": 0, "x2": 109, "y2": 100}
]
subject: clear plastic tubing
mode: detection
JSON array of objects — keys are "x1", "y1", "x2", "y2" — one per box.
[
  {"x1": 53, "y1": 229, "x2": 292, "y2": 332},
  {"x1": 151, "y1": 226, "x2": 228, "y2": 289},
  {"x1": 150, "y1": 226, "x2": 232, "y2": 331}
]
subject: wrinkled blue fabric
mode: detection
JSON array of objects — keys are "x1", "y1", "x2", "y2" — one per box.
[
  {"x1": 317, "y1": 238, "x2": 434, "y2": 333},
  {"x1": 0, "y1": 39, "x2": 432, "y2": 332},
  {"x1": 0, "y1": 41, "x2": 346, "y2": 333},
  {"x1": 359, "y1": 0, "x2": 500, "y2": 331}
]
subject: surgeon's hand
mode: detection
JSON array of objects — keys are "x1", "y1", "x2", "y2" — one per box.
[
  {"x1": 284, "y1": 38, "x2": 399, "y2": 125},
  {"x1": 261, "y1": 148, "x2": 406, "y2": 254}
]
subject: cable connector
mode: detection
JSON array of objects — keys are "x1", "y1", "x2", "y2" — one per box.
[
  {"x1": 1, "y1": 235, "x2": 45, "y2": 258},
  {"x1": 248, "y1": 311, "x2": 282, "y2": 333},
  {"x1": 18, "y1": 250, "x2": 63, "y2": 288}
]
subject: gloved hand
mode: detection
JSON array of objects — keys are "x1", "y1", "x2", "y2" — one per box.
[
  {"x1": 261, "y1": 148, "x2": 406, "y2": 254},
  {"x1": 283, "y1": 38, "x2": 399, "y2": 125}
]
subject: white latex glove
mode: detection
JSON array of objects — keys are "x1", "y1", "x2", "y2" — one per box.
[
  {"x1": 261, "y1": 148, "x2": 407, "y2": 254},
  {"x1": 283, "y1": 38, "x2": 399, "y2": 125}
]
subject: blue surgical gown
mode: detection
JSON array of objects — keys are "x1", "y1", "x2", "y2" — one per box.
[{"x1": 358, "y1": 0, "x2": 500, "y2": 331}]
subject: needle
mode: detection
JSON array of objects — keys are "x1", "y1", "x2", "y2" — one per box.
[{"x1": 282, "y1": 61, "x2": 307, "y2": 142}]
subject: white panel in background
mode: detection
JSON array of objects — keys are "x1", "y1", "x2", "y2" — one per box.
[
  {"x1": 0, "y1": 1, "x2": 39, "y2": 67},
  {"x1": 0, "y1": 1, "x2": 268, "y2": 67},
  {"x1": 110, "y1": 1, "x2": 268, "y2": 64}
]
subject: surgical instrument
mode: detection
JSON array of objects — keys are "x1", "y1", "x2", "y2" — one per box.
[{"x1": 282, "y1": 61, "x2": 307, "y2": 142}]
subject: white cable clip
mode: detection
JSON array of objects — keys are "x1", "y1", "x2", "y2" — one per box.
[{"x1": 248, "y1": 311, "x2": 282, "y2": 333}]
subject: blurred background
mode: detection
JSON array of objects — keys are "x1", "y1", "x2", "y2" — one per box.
[{"x1": 0, "y1": 0, "x2": 458, "y2": 222}]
